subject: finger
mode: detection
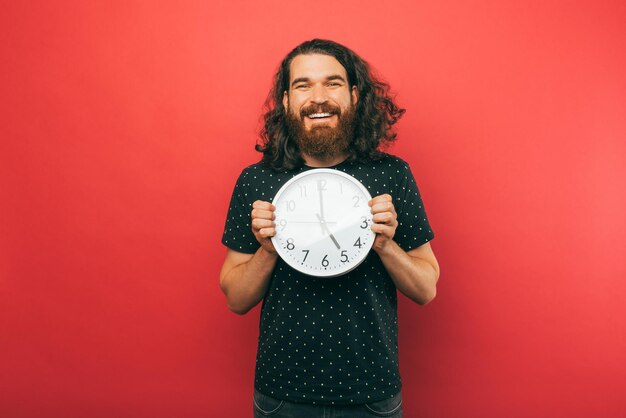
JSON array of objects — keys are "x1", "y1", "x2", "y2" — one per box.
[
  {"x1": 370, "y1": 201, "x2": 396, "y2": 215},
  {"x1": 252, "y1": 209, "x2": 276, "y2": 220},
  {"x1": 252, "y1": 200, "x2": 276, "y2": 211},
  {"x1": 368, "y1": 194, "x2": 392, "y2": 207},
  {"x1": 252, "y1": 218, "x2": 275, "y2": 230},
  {"x1": 371, "y1": 223, "x2": 395, "y2": 238},
  {"x1": 258, "y1": 227, "x2": 276, "y2": 238},
  {"x1": 372, "y1": 212, "x2": 397, "y2": 225}
]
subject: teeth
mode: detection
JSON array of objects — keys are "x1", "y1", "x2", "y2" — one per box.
[{"x1": 308, "y1": 113, "x2": 331, "y2": 118}]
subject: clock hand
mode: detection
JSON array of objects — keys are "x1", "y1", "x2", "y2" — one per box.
[
  {"x1": 317, "y1": 180, "x2": 326, "y2": 234},
  {"x1": 315, "y1": 213, "x2": 341, "y2": 250}
]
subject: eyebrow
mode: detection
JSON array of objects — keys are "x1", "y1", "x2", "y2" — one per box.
[{"x1": 291, "y1": 74, "x2": 347, "y2": 87}]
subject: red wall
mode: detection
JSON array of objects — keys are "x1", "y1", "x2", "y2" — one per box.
[{"x1": 2, "y1": 1, "x2": 625, "y2": 417}]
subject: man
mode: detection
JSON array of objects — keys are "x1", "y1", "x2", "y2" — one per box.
[{"x1": 220, "y1": 39, "x2": 439, "y2": 418}]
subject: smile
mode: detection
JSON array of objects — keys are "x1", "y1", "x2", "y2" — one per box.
[{"x1": 307, "y1": 113, "x2": 333, "y2": 119}]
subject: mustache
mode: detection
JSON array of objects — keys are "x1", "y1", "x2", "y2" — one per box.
[{"x1": 300, "y1": 103, "x2": 341, "y2": 118}]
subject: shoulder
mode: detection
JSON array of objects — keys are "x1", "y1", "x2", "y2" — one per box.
[
  {"x1": 370, "y1": 153, "x2": 411, "y2": 173},
  {"x1": 239, "y1": 161, "x2": 270, "y2": 176},
  {"x1": 235, "y1": 161, "x2": 276, "y2": 184},
  {"x1": 345, "y1": 153, "x2": 412, "y2": 180},
  {"x1": 233, "y1": 161, "x2": 297, "y2": 202}
]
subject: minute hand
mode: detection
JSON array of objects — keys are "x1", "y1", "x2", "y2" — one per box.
[
  {"x1": 315, "y1": 213, "x2": 341, "y2": 250},
  {"x1": 317, "y1": 181, "x2": 325, "y2": 234}
]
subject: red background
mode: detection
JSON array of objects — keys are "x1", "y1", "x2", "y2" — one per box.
[{"x1": 1, "y1": 1, "x2": 625, "y2": 417}]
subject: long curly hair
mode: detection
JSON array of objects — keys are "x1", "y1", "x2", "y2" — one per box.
[{"x1": 256, "y1": 39, "x2": 406, "y2": 171}]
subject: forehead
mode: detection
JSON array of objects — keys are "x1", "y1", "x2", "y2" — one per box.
[{"x1": 288, "y1": 53, "x2": 348, "y2": 83}]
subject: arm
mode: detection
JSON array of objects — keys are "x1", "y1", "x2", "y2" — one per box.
[
  {"x1": 376, "y1": 241, "x2": 439, "y2": 305},
  {"x1": 369, "y1": 194, "x2": 440, "y2": 305},
  {"x1": 219, "y1": 247, "x2": 278, "y2": 314},
  {"x1": 219, "y1": 201, "x2": 278, "y2": 315}
]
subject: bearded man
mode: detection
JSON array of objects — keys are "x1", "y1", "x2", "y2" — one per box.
[{"x1": 220, "y1": 39, "x2": 440, "y2": 418}]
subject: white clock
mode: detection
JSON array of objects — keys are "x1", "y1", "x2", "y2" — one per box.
[{"x1": 271, "y1": 169, "x2": 375, "y2": 278}]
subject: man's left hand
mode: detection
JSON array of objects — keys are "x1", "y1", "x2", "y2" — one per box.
[{"x1": 368, "y1": 194, "x2": 398, "y2": 253}]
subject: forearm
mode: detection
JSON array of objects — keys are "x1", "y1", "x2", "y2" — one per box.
[
  {"x1": 375, "y1": 241, "x2": 438, "y2": 305},
  {"x1": 221, "y1": 247, "x2": 278, "y2": 314}
]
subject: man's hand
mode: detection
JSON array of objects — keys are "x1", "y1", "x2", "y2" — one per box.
[
  {"x1": 251, "y1": 200, "x2": 277, "y2": 254},
  {"x1": 368, "y1": 193, "x2": 439, "y2": 305},
  {"x1": 219, "y1": 200, "x2": 278, "y2": 315},
  {"x1": 369, "y1": 194, "x2": 398, "y2": 254}
]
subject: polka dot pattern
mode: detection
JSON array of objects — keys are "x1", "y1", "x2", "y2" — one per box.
[{"x1": 222, "y1": 154, "x2": 434, "y2": 405}]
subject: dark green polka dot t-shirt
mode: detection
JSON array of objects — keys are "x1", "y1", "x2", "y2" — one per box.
[{"x1": 222, "y1": 154, "x2": 434, "y2": 406}]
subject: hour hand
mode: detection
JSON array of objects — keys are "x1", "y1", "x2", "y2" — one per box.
[{"x1": 315, "y1": 213, "x2": 341, "y2": 250}]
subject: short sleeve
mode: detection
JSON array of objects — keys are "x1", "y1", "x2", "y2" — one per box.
[
  {"x1": 393, "y1": 162, "x2": 435, "y2": 251},
  {"x1": 221, "y1": 169, "x2": 261, "y2": 254}
]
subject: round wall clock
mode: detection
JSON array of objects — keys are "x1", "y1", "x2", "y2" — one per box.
[{"x1": 271, "y1": 169, "x2": 375, "y2": 277}]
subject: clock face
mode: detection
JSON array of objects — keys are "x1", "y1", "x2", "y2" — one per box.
[{"x1": 271, "y1": 169, "x2": 375, "y2": 277}]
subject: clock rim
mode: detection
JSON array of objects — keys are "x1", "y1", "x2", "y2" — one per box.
[{"x1": 270, "y1": 168, "x2": 375, "y2": 278}]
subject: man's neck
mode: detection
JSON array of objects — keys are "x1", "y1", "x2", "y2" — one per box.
[{"x1": 302, "y1": 153, "x2": 348, "y2": 168}]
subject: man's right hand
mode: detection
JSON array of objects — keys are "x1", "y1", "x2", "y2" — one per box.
[{"x1": 251, "y1": 200, "x2": 277, "y2": 254}]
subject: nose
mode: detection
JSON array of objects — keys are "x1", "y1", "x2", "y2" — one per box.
[{"x1": 310, "y1": 84, "x2": 329, "y2": 104}]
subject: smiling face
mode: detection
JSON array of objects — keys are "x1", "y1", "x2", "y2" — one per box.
[
  {"x1": 283, "y1": 53, "x2": 358, "y2": 130},
  {"x1": 283, "y1": 54, "x2": 358, "y2": 162}
]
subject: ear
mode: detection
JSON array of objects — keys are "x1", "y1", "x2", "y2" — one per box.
[
  {"x1": 282, "y1": 91, "x2": 288, "y2": 109},
  {"x1": 351, "y1": 85, "x2": 358, "y2": 106}
]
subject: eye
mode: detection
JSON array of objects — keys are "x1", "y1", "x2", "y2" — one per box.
[{"x1": 295, "y1": 84, "x2": 309, "y2": 90}]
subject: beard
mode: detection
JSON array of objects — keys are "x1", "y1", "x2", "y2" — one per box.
[{"x1": 286, "y1": 102, "x2": 356, "y2": 162}]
